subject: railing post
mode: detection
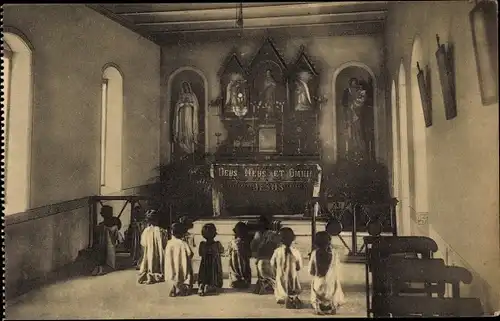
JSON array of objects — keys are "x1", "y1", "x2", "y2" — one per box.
[
  {"x1": 311, "y1": 201, "x2": 317, "y2": 254},
  {"x1": 88, "y1": 197, "x2": 93, "y2": 249},
  {"x1": 390, "y1": 198, "x2": 397, "y2": 236},
  {"x1": 352, "y1": 202, "x2": 358, "y2": 256},
  {"x1": 89, "y1": 197, "x2": 98, "y2": 249}
]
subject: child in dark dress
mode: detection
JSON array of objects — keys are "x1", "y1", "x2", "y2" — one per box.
[
  {"x1": 198, "y1": 223, "x2": 224, "y2": 296},
  {"x1": 92, "y1": 205, "x2": 123, "y2": 276},
  {"x1": 227, "y1": 221, "x2": 252, "y2": 289}
]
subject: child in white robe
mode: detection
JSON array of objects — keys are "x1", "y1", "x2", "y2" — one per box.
[
  {"x1": 137, "y1": 210, "x2": 168, "y2": 285},
  {"x1": 165, "y1": 223, "x2": 194, "y2": 296},
  {"x1": 308, "y1": 231, "x2": 345, "y2": 315},
  {"x1": 179, "y1": 216, "x2": 196, "y2": 249},
  {"x1": 271, "y1": 227, "x2": 303, "y2": 309}
]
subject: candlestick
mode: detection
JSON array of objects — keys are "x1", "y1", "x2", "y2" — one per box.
[{"x1": 215, "y1": 132, "x2": 222, "y2": 147}]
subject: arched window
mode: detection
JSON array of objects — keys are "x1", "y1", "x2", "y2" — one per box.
[
  {"x1": 3, "y1": 43, "x2": 13, "y2": 156},
  {"x1": 391, "y1": 80, "x2": 401, "y2": 205},
  {"x1": 398, "y1": 61, "x2": 411, "y2": 236},
  {"x1": 100, "y1": 65, "x2": 123, "y2": 195},
  {"x1": 4, "y1": 30, "x2": 33, "y2": 215},
  {"x1": 410, "y1": 36, "x2": 429, "y2": 215}
]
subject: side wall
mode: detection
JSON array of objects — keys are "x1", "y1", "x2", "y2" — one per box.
[
  {"x1": 4, "y1": 4, "x2": 161, "y2": 298},
  {"x1": 385, "y1": 1, "x2": 499, "y2": 312},
  {"x1": 160, "y1": 32, "x2": 387, "y2": 166}
]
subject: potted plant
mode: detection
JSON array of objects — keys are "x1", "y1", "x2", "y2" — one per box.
[{"x1": 139, "y1": 153, "x2": 215, "y2": 228}]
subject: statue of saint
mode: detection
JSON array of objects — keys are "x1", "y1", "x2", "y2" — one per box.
[
  {"x1": 342, "y1": 77, "x2": 367, "y2": 157},
  {"x1": 174, "y1": 81, "x2": 199, "y2": 154},
  {"x1": 225, "y1": 73, "x2": 248, "y2": 117},
  {"x1": 260, "y1": 69, "x2": 277, "y2": 108},
  {"x1": 294, "y1": 71, "x2": 313, "y2": 111}
]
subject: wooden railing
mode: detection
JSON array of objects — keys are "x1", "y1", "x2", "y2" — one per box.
[
  {"x1": 313, "y1": 198, "x2": 398, "y2": 259},
  {"x1": 88, "y1": 195, "x2": 152, "y2": 249}
]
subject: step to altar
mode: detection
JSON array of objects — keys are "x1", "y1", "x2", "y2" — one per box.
[{"x1": 191, "y1": 217, "x2": 391, "y2": 261}]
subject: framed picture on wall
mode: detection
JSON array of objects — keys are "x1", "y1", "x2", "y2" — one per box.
[
  {"x1": 470, "y1": 0, "x2": 499, "y2": 105},
  {"x1": 258, "y1": 125, "x2": 277, "y2": 153},
  {"x1": 417, "y1": 62, "x2": 432, "y2": 127},
  {"x1": 435, "y1": 35, "x2": 457, "y2": 120}
]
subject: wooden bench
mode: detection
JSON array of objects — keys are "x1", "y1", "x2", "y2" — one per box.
[
  {"x1": 371, "y1": 257, "x2": 477, "y2": 317},
  {"x1": 365, "y1": 236, "x2": 438, "y2": 317},
  {"x1": 385, "y1": 257, "x2": 473, "y2": 298},
  {"x1": 380, "y1": 296, "x2": 483, "y2": 317}
]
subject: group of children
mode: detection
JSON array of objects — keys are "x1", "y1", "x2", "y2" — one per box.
[{"x1": 93, "y1": 208, "x2": 345, "y2": 315}]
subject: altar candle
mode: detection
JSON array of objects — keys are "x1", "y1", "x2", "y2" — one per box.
[{"x1": 314, "y1": 202, "x2": 319, "y2": 217}]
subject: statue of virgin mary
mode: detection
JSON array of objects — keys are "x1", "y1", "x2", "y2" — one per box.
[{"x1": 174, "y1": 81, "x2": 199, "y2": 154}]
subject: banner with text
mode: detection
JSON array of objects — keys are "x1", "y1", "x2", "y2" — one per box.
[{"x1": 211, "y1": 163, "x2": 322, "y2": 196}]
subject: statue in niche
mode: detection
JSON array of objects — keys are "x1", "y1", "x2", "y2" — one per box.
[
  {"x1": 294, "y1": 71, "x2": 313, "y2": 111},
  {"x1": 259, "y1": 69, "x2": 277, "y2": 110},
  {"x1": 174, "y1": 81, "x2": 199, "y2": 154},
  {"x1": 225, "y1": 73, "x2": 248, "y2": 118},
  {"x1": 342, "y1": 77, "x2": 368, "y2": 157}
]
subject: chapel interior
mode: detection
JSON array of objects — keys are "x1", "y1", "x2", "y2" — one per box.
[{"x1": 3, "y1": 1, "x2": 499, "y2": 318}]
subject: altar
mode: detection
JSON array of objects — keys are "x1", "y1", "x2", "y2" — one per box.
[
  {"x1": 211, "y1": 162, "x2": 322, "y2": 216},
  {"x1": 207, "y1": 38, "x2": 326, "y2": 217}
]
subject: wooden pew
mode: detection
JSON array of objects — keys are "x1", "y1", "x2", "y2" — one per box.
[
  {"x1": 380, "y1": 297, "x2": 483, "y2": 317},
  {"x1": 385, "y1": 257, "x2": 473, "y2": 298},
  {"x1": 365, "y1": 236, "x2": 438, "y2": 317},
  {"x1": 372, "y1": 257, "x2": 478, "y2": 317}
]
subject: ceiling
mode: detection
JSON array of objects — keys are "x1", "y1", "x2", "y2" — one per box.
[{"x1": 88, "y1": 2, "x2": 388, "y2": 45}]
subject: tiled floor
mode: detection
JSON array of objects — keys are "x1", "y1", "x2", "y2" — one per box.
[{"x1": 5, "y1": 255, "x2": 367, "y2": 319}]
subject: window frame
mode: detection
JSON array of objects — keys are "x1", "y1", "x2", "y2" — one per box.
[{"x1": 100, "y1": 79, "x2": 109, "y2": 187}]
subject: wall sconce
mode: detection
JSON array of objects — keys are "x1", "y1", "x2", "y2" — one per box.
[
  {"x1": 435, "y1": 35, "x2": 457, "y2": 120},
  {"x1": 215, "y1": 132, "x2": 222, "y2": 147},
  {"x1": 209, "y1": 97, "x2": 223, "y2": 116},
  {"x1": 470, "y1": 0, "x2": 498, "y2": 105},
  {"x1": 417, "y1": 62, "x2": 433, "y2": 127}
]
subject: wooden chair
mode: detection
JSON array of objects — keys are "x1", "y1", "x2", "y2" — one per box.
[
  {"x1": 365, "y1": 236, "x2": 438, "y2": 317},
  {"x1": 381, "y1": 296, "x2": 483, "y2": 317}
]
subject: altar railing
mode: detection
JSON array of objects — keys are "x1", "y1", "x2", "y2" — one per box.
[{"x1": 313, "y1": 198, "x2": 399, "y2": 260}]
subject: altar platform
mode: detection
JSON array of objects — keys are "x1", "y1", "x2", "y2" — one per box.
[{"x1": 192, "y1": 215, "x2": 392, "y2": 261}]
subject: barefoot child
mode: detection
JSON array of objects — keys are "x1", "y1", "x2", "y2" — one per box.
[
  {"x1": 165, "y1": 223, "x2": 194, "y2": 296},
  {"x1": 137, "y1": 210, "x2": 168, "y2": 285},
  {"x1": 179, "y1": 216, "x2": 196, "y2": 249},
  {"x1": 308, "y1": 231, "x2": 345, "y2": 315},
  {"x1": 250, "y1": 215, "x2": 280, "y2": 295},
  {"x1": 271, "y1": 227, "x2": 303, "y2": 309},
  {"x1": 198, "y1": 223, "x2": 224, "y2": 296},
  {"x1": 227, "y1": 222, "x2": 252, "y2": 289},
  {"x1": 92, "y1": 205, "x2": 123, "y2": 276}
]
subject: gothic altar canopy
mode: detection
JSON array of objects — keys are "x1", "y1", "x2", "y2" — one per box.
[
  {"x1": 211, "y1": 38, "x2": 327, "y2": 217},
  {"x1": 216, "y1": 38, "x2": 323, "y2": 159}
]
